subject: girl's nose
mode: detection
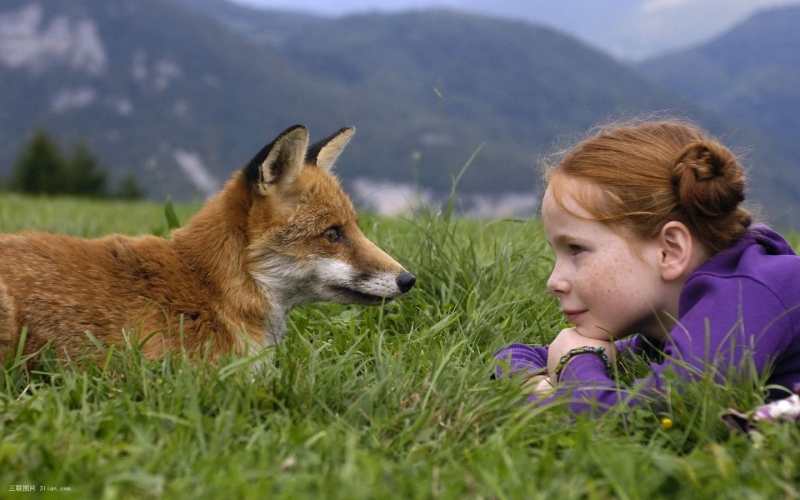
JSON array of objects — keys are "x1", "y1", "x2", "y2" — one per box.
[{"x1": 546, "y1": 264, "x2": 569, "y2": 296}]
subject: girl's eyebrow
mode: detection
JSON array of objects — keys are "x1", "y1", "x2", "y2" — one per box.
[
  {"x1": 545, "y1": 235, "x2": 568, "y2": 250},
  {"x1": 549, "y1": 233, "x2": 573, "y2": 245},
  {"x1": 549, "y1": 233, "x2": 590, "y2": 250}
]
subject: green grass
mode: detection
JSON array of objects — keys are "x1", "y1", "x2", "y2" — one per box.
[{"x1": 1, "y1": 194, "x2": 799, "y2": 499}]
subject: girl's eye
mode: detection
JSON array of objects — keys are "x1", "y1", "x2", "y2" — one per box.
[
  {"x1": 568, "y1": 244, "x2": 585, "y2": 255},
  {"x1": 323, "y1": 227, "x2": 342, "y2": 243}
]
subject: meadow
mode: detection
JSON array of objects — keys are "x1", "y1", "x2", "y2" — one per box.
[{"x1": 1, "y1": 193, "x2": 799, "y2": 499}]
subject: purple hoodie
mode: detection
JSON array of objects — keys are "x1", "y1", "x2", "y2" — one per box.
[{"x1": 495, "y1": 224, "x2": 800, "y2": 413}]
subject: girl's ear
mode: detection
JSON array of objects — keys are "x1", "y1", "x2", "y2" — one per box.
[{"x1": 658, "y1": 221, "x2": 696, "y2": 282}]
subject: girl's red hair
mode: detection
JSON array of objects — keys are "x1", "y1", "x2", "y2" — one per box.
[{"x1": 546, "y1": 120, "x2": 752, "y2": 253}]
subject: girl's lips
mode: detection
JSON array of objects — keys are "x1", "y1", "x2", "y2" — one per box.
[{"x1": 563, "y1": 310, "x2": 586, "y2": 324}]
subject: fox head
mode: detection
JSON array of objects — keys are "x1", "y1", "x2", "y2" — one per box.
[{"x1": 242, "y1": 125, "x2": 416, "y2": 308}]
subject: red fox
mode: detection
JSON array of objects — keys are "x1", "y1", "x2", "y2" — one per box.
[{"x1": 0, "y1": 125, "x2": 415, "y2": 363}]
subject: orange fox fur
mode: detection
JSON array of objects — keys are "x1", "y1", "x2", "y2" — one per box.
[{"x1": 0, "y1": 125, "x2": 415, "y2": 363}]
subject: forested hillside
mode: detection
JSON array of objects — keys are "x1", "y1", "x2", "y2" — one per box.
[
  {"x1": 2, "y1": 0, "x2": 798, "y2": 225},
  {"x1": 637, "y1": 5, "x2": 800, "y2": 184}
]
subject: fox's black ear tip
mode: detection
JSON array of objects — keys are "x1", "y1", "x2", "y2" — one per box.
[
  {"x1": 243, "y1": 125, "x2": 309, "y2": 186},
  {"x1": 335, "y1": 126, "x2": 355, "y2": 136},
  {"x1": 283, "y1": 124, "x2": 308, "y2": 135}
]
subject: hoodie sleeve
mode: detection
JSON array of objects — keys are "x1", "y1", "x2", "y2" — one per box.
[
  {"x1": 493, "y1": 334, "x2": 652, "y2": 378},
  {"x1": 550, "y1": 274, "x2": 797, "y2": 414},
  {"x1": 494, "y1": 343, "x2": 549, "y2": 377}
]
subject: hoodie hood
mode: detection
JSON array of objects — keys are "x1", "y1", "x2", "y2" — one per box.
[{"x1": 748, "y1": 224, "x2": 797, "y2": 256}]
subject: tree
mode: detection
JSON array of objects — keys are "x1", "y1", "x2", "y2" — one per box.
[
  {"x1": 114, "y1": 171, "x2": 147, "y2": 200},
  {"x1": 11, "y1": 129, "x2": 67, "y2": 195},
  {"x1": 10, "y1": 130, "x2": 147, "y2": 200},
  {"x1": 66, "y1": 141, "x2": 108, "y2": 197}
]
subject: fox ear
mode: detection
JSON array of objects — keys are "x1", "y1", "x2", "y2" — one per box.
[
  {"x1": 306, "y1": 126, "x2": 355, "y2": 172},
  {"x1": 244, "y1": 125, "x2": 309, "y2": 194}
]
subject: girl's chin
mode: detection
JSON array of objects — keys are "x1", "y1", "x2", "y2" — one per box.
[{"x1": 575, "y1": 325, "x2": 613, "y2": 342}]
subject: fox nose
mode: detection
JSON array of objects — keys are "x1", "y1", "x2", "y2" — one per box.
[{"x1": 396, "y1": 271, "x2": 416, "y2": 293}]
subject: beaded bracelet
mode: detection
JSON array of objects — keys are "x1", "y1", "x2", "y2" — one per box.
[{"x1": 554, "y1": 346, "x2": 613, "y2": 382}]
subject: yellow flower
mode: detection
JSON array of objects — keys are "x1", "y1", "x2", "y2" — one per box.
[{"x1": 661, "y1": 418, "x2": 673, "y2": 430}]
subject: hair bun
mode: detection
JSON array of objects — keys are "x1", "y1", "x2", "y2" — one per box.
[{"x1": 671, "y1": 140, "x2": 745, "y2": 219}]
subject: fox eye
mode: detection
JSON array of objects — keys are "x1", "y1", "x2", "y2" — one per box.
[{"x1": 323, "y1": 227, "x2": 342, "y2": 243}]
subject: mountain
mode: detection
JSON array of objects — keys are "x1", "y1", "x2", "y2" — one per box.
[
  {"x1": 229, "y1": 0, "x2": 800, "y2": 61},
  {"x1": 162, "y1": 0, "x2": 739, "y2": 197},
  {"x1": 166, "y1": 0, "x2": 800, "y2": 227},
  {"x1": 636, "y1": 6, "x2": 800, "y2": 225},
  {"x1": 2, "y1": 0, "x2": 799, "y2": 227},
  {"x1": 165, "y1": 0, "x2": 324, "y2": 46},
  {"x1": 0, "y1": 0, "x2": 403, "y2": 200},
  {"x1": 637, "y1": 5, "x2": 800, "y2": 152}
]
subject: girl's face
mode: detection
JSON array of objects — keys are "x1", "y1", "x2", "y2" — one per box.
[{"x1": 542, "y1": 185, "x2": 677, "y2": 340}]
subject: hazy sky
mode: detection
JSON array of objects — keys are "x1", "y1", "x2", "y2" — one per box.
[{"x1": 230, "y1": 0, "x2": 800, "y2": 59}]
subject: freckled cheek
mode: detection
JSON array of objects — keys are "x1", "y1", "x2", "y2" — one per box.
[
  {"x1": 578, "y1": 263, "x2": 623, "y2": 302},
  {"x1": 581, "y1": 262, "x2": 605, "y2": 287}
]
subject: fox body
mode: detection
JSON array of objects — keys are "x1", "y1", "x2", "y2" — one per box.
[{"x1": 0, "y1": 125, "x2": 415, "y2": 362}]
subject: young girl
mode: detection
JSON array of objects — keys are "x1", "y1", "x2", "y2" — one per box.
[{"x1": 496, "y1": 119, "x2": 800, "y2": 414}]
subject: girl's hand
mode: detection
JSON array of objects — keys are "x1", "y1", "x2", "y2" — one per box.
[
  {"x1": 524, "y1": 374, "x2": 556, "y2": 397},
  {"x1": 546, "y1": 327, "x2": 617, "y2": 377}
]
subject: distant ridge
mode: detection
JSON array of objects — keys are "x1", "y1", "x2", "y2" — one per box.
[
  {"x1": 637, "y1": 5, "x2": 800, "y2": 173},
  {"x1": 635, "y1": 6, "x2": 800, "y2": 227},
  {"x1": 1, "y1": 0, "x2": 798, "y2": 226}
]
